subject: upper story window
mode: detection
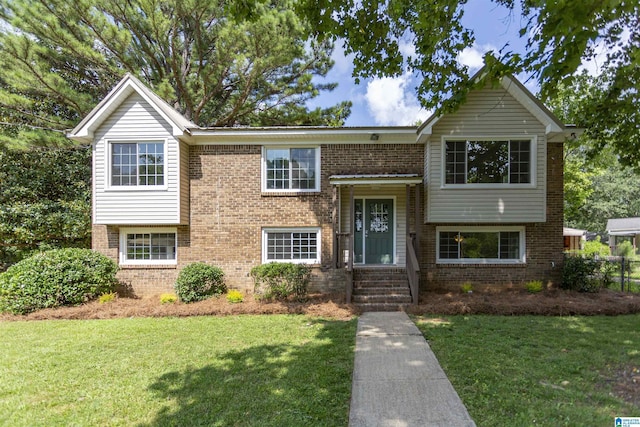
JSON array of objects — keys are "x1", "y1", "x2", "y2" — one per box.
[
  {"x1": 111, "y1": 142, "x2": 164, "y2": 186},
  {"x1": 444, "y1": 138, "x2": 532, "y2": 185},
  {"x1": 263, "y1": 147, "x2": 320, "y2": 192}
]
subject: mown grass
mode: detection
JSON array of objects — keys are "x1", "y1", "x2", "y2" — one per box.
[
  {"x1": 0, "y1": 315, "x2": 357, "y2": 426},
  {"x1": 415, "y1": 315, "x2": 640, "y2": 427}
]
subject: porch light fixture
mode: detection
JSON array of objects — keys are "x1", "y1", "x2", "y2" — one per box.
[{"x1": 370, "y1": 133, "x2": 379, "y2": 141}]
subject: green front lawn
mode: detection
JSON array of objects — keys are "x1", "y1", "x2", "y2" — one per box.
[
  {"x1": 416, "y1": 315, "x2": 640, "y2": 427},
  {"x1": 0, "y1": 315, "x2": 357, "y2": 426},
  {"x1": 4, "y1": 312, "x2": 639, "y2": 427}
]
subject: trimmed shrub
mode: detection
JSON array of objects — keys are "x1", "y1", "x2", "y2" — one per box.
[
  {"x1": 461, "y1": 282, "x2": 473, "y2": 293},
  {"x1": 526, "y1": 280, "x2": 544, "y2": 293},
  {"x1": 174, "y1": 262, "x2": 225, "y2": 303},
  {"x1": 562, "y1": 256, "x2": 615, "y2": 293},
  {"x1": 0, "y1": 248, "x2": 118, "y2": 314},
  {"x1": 226, "y1": 290, "x2": 244, "y2": 303},
  {"x1": 160, "y1": 293, "x2": 178, "y2": 304},
  {"x1": 99, "y1": 292, "x2": 117, "y2": 304},
  {"x1": 250, "y1": 262, "x2": 310, "y2": 301}
]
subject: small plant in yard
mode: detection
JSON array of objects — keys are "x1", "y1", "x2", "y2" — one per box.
[
  {"x1": 461, "y1": 282, "x2": 473, "y2": 293},
  {"x1": 526, "y1": 280, "x2": 544, "y2": 293},
  {"x1": 226, "y1": 290, "x2": 244, "y2": 303},
  {"x1": 99, "y1": 292, "x2": 117, "y2": 303},
  {"x1": 174, "y1": 262, "x2": 225, "y2": 303},
  {"x1": 160, "y1": 293, "x2": 178, "y2": 304},
  {"x1": 251, "y1": 262, "x2": 310, "y2": 301}
]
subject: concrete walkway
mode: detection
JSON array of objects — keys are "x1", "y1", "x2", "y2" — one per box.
[{"x1": 348, "y1": 312, "x2": 476, "y2": 427}]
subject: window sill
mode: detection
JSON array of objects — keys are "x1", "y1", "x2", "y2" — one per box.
[
  {"x1": 106, "y1": 186, "x2": 169, "y2": 192},
  {"x1": 440, "y1": 183, "x2": 536, "y2": 190},
  {"x1": 119, "y1": 264, "x2": 177, "y2": 269},
  {"x1": 261, "y1": 191, "x2": 321, "y2": 197},
  {"x1": 436, "y1": 262, "x2": 526, "y2": 267}
]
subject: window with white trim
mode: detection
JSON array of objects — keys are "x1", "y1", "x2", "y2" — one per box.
[
  {"x1": 437, "y1": 227, "x2": 525, "y2": 263},
  {"x1": 262, "y1": 228, "x2": 320, "y2": 264},
  {"x1": 111, "y1": 142, "x2": 165, "y2": 186},
  {"x1": 444, "y1": 139, "x2": 531, "y2": 185},
  {"x1": 119, "y1": 228, "x2": 177, "y2": 265},
  {"x1": 263, "y1": 147, "x2": 320, "y2": 191}
]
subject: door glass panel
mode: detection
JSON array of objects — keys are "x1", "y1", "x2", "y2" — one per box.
[
  {"x1": 354, "y1": 199, "x2": 363, "y2": 263},
  {"x1": 369, "y1": 203, "x2": 389, "y2": 232}
]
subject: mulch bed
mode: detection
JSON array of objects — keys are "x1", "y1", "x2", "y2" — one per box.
[{"x1": 2, "y1": 288, "x2": 640, "y2": 322}]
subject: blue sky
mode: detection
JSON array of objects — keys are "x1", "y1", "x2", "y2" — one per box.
[{"x1": 307, "y1": 0, "x2": 605, "y2": 127}]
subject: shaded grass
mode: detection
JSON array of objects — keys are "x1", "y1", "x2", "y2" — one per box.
[
  {"x1": 0, "y1": 315, "x2": 357, "y2": 426},
  {"x1": 415, "y1": 315, "x2": 640, "y2": 426}
]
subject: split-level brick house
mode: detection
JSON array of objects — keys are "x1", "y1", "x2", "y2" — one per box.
[{"x1": 69, "y1": 72, "x2": 569, "y2": 303}]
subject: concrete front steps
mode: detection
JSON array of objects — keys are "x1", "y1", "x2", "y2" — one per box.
[{"x1": 352, "y1": 268, "x2": 413, "y2": 311}]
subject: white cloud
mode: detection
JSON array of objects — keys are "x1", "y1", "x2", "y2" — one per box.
[
  {"x1": 330, "y1": 42, "x2": 354, "y2": 76},
  {"x1": 364, "y1": 73, "x2": 427, "y2": 126},
  {"x1": 457, "y1": 43, "x2": 498, "y2": 71},
  {"x1": 398, "y1": 40, "x2": 417, "y2": 59}
]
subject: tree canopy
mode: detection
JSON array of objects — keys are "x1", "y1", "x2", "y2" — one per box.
[
  {"x1": 0, "y1": 146, "x2": 91, "y2": 270},
  {"x1": 549, "y1": 74, "x2": 640, "y2": 233},
  {"x1": 0, "y1": 0, "x2": 351, "y2": 149},
  {"x1": 294, "y1": 0, "x2": 639, "y2": 165}
]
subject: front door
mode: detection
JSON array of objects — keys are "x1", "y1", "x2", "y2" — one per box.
[{"x1": 354, "y1": 198, "x2": 394, "y2": 264}]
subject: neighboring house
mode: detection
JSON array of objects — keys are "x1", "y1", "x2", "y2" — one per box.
[
  {"x1": 563, "y1": 227, "x2": 587, "y2": 252},
  {"x1": 606, "y1": 217, "x2": 640, "y2": 254},
  {"x1": 68, "y1": 71, "x2": 570, "y2": 301}
]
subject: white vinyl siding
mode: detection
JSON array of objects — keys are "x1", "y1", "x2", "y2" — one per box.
[
  {"x1": 93, "y1": 93, "x2": 182, "y2": 224},
  {"x1": 339, "y1": 186, "x2": 406, "y2": 266},
  {"x1": 425, "y1": 87, "x2": 547, "y2": 223}
]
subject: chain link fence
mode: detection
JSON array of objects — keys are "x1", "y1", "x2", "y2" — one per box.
[{"x1": 605, "y1": 256, "x2": 640, "y2": 293}]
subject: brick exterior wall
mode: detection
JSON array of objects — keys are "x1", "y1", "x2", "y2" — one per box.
[
  {"x1": 420, "y1": 141, "x2": 564, "y2": 291},
  {"x1": 93, "y1": 141, "x2": 563, "y2": 296},
  {"x1": 93, "y1": 143, "x2": 424, "y2": 296},
  {"x1": 183, "y1": 143, "x2": 423, "y2": 294}
]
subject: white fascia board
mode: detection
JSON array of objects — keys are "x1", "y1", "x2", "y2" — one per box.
[
  {"x1": 500, "y1": 77, "x2": 564, "y2": 134},
  {"x1": 187, "y1": 127, "x2": 419, "y2": 145}
]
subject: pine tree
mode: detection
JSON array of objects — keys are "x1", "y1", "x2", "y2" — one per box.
[{"x1": 0, "y1": 0, "x2": 351, "y2": 149}]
